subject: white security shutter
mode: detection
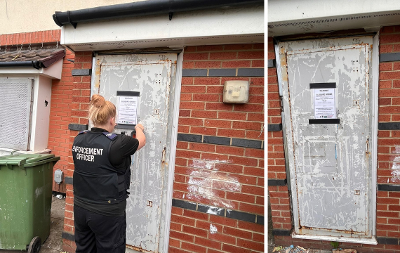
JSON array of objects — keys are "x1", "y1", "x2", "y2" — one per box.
[{"x1": 0, "y1": 78, "x2": 33, "y2": 150}]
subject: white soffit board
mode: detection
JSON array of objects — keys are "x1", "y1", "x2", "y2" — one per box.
[
  {"x1": 61, "y1": 5, "x2": 264, "y2": 51},
  {"x1": 0, "y1": 59, "x2": 63, "y2": 80},
  {"x1": 269, "y1": 0, "x2": 400, "y2": 36}
]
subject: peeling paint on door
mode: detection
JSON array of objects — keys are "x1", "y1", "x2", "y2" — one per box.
[
  {"x1": 278, "y1": 37, "x2": 375, "y2": 242},
  {"x1": 94, "y1": 54, "x2": 177, "y2": 252}
]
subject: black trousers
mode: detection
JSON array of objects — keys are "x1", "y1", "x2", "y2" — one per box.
[{"x1": 74, "y1": 205, "x2": 126, "y2": 253}]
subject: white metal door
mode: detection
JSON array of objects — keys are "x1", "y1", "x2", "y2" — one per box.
[
  {"x1": 278, "y1": 37, "x2": 376, "y2": 242},
  {"x1": 93, "y1": 53, "x2": 177, "y2": 252}
]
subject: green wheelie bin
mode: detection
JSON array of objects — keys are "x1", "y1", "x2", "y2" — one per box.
[{"x1": 0, "y1": 154, "x2": 60, "y2": 253}]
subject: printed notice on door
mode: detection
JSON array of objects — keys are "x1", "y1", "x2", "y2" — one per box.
[
  {"x1": 117, "y1": 96, "x2": 138, "y2": 125},
  {"x1": 314, "y1": 89, "x2": 336, "y2": 119}
]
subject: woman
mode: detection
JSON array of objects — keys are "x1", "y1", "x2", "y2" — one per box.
[{"x1": 72, "y1": 94, "x2": 146, "y2": 253}]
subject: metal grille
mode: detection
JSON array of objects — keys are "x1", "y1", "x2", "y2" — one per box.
[{"x1": 0, "y1": 78, "x2": 33, "y2": 150}]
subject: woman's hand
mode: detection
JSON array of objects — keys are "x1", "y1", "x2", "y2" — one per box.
[{"x1": 135, "y1": 124, "x2": 146, "y2": 150}]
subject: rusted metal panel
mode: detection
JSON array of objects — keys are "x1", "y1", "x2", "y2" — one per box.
[
  {"x1": 278, "y1": 37, "x2": 375, "y2": 241},
  {"x1": 93, "y1": 54, "x2": 177, "y2": 252}
]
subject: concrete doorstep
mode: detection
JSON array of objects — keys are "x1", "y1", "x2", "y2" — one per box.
[{"x1": 0, "y1": 195, "x2": 65, "y2": 253}]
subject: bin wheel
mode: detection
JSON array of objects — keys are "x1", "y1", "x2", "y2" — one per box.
[{"x1": 28, "y1": 236, "x2": 41, "y2": 253}]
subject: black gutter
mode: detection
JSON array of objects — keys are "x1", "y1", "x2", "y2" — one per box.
[
  {"x1": 53, "y1": 0, "x2": 264, "y2": 28},
  {"x1": 0, "y1": 61, "x2": 43, "y2": 69}
]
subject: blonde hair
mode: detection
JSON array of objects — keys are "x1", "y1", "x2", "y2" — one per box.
[{"x1": 88, "y1": 94, "x2": 116, "y2": 126}]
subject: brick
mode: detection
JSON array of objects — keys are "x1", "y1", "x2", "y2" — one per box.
[
  {"x1": 193, "y1": 77, "x2": 221, "y2": 85},
  {"x1": 381, "y1": 34, "x2": 400, "y2": 44},
  {"x1": 181, "y1": 242, "x2": 207, "y2": 253},
  {"x1": 242, "y1": 185, "x2": 264, "y2": 196},
  {"x1": 206, "y1": 102, "x2": 234, "y2": 111},
  {"x1": 182, "y1": 225, "x2": 208, "y2": 238},
  {"x1": 207, "y1": 86, "x2": 224, "y2": 94},
  {"x1": 234, "y1": 104, "x2": 264, "y2": 112},
  {"x1": 248, "y1": 113, "x2": 264, "y2": 121},
  {"x1": 179, "y1": 110, "x2": 191, "y2": 117},
  {"x1": 193, "y1": 94, "x2": 220, "y2": 102},
  {"x1": 233, "y1": 121, "x2": 263, "y2": 131},
  {"x1": 180, "y1": 93, "x2": 192, "y2": 101},
  {"x1": 380, "y1": 71, "x2": 400, "y2": 80},
  {"x1": 244, "y1": 167, "x2": 264, "y2": 177},
  {"x1": 214, "y1": 163, "x2": 243, "y2": 173},
  {"x1": 195, "y1": 61, "x2": 222, "y2": 68},
  {"x1": 182, "y1": 77, "x2": 194, "y2": 85},
  {"x1": 176, "y1": 149, "x2": 201, "y2": 159},
  {"x1": 215, "y1": 146, "x2": 244, "y2": 156},
  {"x1": 205, "y1": 119, "x2": 231, "y2": 128},
  {"x1": 240, "y1": 202, "x2": 264, "y2": 215},
  {"x1": 229, "y1": 156, "x2": 258, "y2": 167},
  {"x1": 210, "y1": 215, "x2": 237, "y2": 227},
  {"x1": 195, "y1": 237, "x2": 222, "y2": 250},
  {"x1": 237, "y1": 221, "x2": 264, "y2": 233},
  {"x1": 222, "y1": 244, "x2": 252, "y2": 253},
  {"x1": 237, "y1": 238, "x2": 264, "y2": 252},
  {"x1": 183, "y1": 209, "x2": 209, "y2": 221},
  {"x1": 169, "y1": 246, "x2": 191, "y2": 253},
  {"x1": 183, "y1": 61, "x2": 195, "y2": 69},
  {"x1": 179, "y1": 118, "x2": 204, "y2": 126},
  {"x1": 208, "y1": 232, "x2": 236, "y2": 245},
  {"x1": 180, "y1": 101, "x2": 205, "y2": 110},
  {"x1": 197, "y1": 45, "x2": 224, "y2": 51},
  {"x1": 169, "y1": 230, "x2": 195, "y2": 242},
  {"x1": 217, "y1": 129, "x2": 245, "y2": 138},
  {"x1": 238, "y1": 51, "x2": 264, "y2": 59},
  {"x1": 188, "y1": 143, "x2": 216, "y2": 153},
  {"x1": 217, "y1": 111, "x2": 247, "y2": 120},
  {"x1": 183, "y1": 53, "x2": 209, "y2": 60},
  {"x1": 224, "y1": 44, "x2": 253, "y2": 50},
  {"x1": 194, "y1": 221, "x2": 221, "y2": 236},
  {"x1": 169, "y1": 238, "x2": 181, "y2": 247},
  {"x1": 222, "y1": 60, "x2": 251, "y2": 68},
  {"x1": 191, "y1": 127, "x2": 217, "y2": 136},
  {"x1": 252, "y1": 60, "x2": 264, "y2": 68},
  {"x1": 226, "y1": 192, "x2": 255, "y2": 204},
  {"x1": 192, "y1": 110, "x2": 217, "y2": 118},
  {"x1": 181, "y1": 85, "x2": 206, "y2": 93},
  {"x1": 210, "y1": 52, "x2": 238, "y2": 60}
]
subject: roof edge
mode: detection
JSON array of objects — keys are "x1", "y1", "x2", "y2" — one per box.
[{"x1": 53, "y1": 0, "x2": 264, "y2": 28}]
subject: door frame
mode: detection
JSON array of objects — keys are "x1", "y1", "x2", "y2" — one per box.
[
  {"x1": 90, "y1": 50, "x2": 184, "y2": 252},
  {"x1": 274, "y1": 34, "x2": 379, "y2": 244}
]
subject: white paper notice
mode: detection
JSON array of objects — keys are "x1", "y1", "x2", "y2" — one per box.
[
  {"x1": 117, "y1": 96, "x2": 138, "y2": 125},
  {"x1": 314, "y1": 88, "x2": 336, "y2": 119}
]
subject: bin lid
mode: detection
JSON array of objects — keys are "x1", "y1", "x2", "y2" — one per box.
[{"x1": 0, "y1": 154, "x2": 60, "y2": 167}]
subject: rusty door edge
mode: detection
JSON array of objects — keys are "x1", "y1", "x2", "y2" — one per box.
[{"x1": 157, "y1": 51, "x2": 183, "y2": 253}]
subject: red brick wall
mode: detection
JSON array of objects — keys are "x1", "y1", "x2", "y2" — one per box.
[
  {"x1": 62, "y1": 51, "x2": 92, "y2": 253},
  {"x1": 169, "y1": 44, "x2": 265, "y2": 253},
  {"x1": 0, "y1": 30, "x2": 61, "y2": 47},
  {"x1": 377, "y1": 26, "x2": 400, "y2": 241},
  {"x1": 48, "y1": 48, "x2": 75, "y2": 194},
  {"x1": 268, "y1": 27, "x2": 400, "y2": 252}
]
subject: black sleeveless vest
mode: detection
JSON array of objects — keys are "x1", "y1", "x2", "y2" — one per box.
[{"x1": 72, "y1": 131, "x2": 129, "y2": 204}]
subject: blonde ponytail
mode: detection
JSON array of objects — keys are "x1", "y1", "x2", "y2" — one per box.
[{"x1": 88, "y1": 94, "x2": 116, "y2": 126}]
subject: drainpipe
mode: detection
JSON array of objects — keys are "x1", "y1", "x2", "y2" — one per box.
[{"x1": 53, "y1": 0, "x2": 264, "y2": 28}]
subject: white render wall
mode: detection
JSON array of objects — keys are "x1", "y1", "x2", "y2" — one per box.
[{"x1": 0, "y1": 0, "x2": 142, "y2": 34}]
